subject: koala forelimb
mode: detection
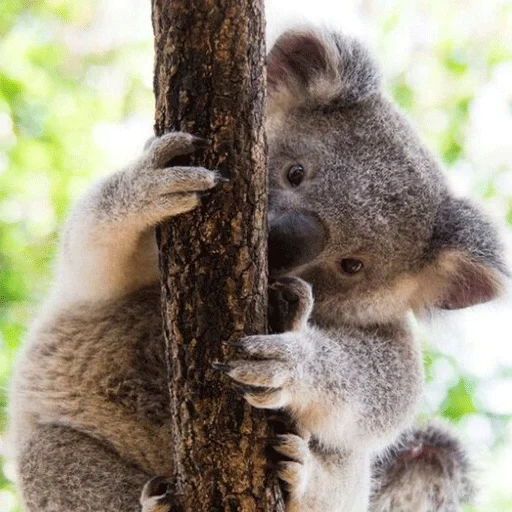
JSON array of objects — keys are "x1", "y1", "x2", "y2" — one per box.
[{"x1": 53, "y1": 132, "x2": 219, "y2": 305}]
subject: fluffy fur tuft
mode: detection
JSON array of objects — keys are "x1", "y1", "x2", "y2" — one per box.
[
  {"x1": 267, "y1": 28, "x2": 381, "y2": 114},
  {"x1": 370, "y1": 422, "x2": 475, "y2": 511}
]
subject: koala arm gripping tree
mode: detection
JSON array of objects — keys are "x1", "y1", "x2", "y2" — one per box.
[{"x1": 52, "y1": 133, "x2": 220, "y2": 305}]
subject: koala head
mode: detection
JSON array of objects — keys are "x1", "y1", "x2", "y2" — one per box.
[{"x1": 266, "y1": 28, "x2": 507, "y2": 327}]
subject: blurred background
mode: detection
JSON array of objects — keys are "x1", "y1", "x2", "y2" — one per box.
[{"x1": 1, "y1": 0, "x2": 511, "y2": 510}]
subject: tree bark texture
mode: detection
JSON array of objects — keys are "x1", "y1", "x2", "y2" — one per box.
[{"x1": 152, "y1": 1, "x2": 284, "y2": 510}]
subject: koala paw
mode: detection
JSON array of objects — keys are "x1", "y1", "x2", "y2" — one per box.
[
  {"x1": 269, "y1": 277, "x2": 313, "y2": 333},
  {"x1": 273, "y1": 433, "x2": 312, "y2": 498},
  {"x1": 214, "y1": 329, "x2": 312, "y2": 410},
  {"x1": 128, "y1": 132, "x2": 228, "y2": 219},
  {"x1": 140, "y1": 476, "x2": 176, "y2": 512}
]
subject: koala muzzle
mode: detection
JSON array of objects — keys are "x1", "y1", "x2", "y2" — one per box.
[{"x1": 268, "y1": 211, "x2": 326, "y2": 274}]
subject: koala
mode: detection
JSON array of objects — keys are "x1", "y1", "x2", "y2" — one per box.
[{"x1": 8, "y1": 26, "x2": 506, "y2": 512}]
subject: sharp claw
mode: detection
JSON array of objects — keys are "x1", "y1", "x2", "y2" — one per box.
[
  {"x1": 142, "y1": 476, "x2": 173, "y2": 503},
  {"x1": 211, "y1": 362, "x2": 232, "y2": 372},
  {"x1": 213, "y1": 175, "x2": 231, "y2": 187},
  {"x1": 222, "y1": 340, "x2": 243, "y2": 348},
  {"x1": 232, "y1": 383, "x2": 274, "y2": 395},
  {"x1": 224, "y1": 340, "x2": 245, "y2": 348}
]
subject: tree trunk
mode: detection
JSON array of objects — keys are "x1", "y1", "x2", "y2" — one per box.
[{"x1": 151, "y1": 1, "x2": 284, "y2": 510}]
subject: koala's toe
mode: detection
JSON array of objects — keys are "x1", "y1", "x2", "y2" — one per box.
[
  {"x1": 273, "y1": 433, "x2": 311, "y2": 464},
  {"x1": 218, "y1": 359, "x2": 292, "y2": 388},
  {"x1": 228, "y1": 334, "x2": 294, "y2": 361},
  {"x1": 147, "y1": 131, "x2": 204, "y2": 168},
  {"x1": 231, "y1": 383, "x2": 292, "y2": 410},
  {"x1": 277, "y1": 460, "x2": 308, "y2": 496},
  {"x1": 153, "y1": 192, "x2": 200, "y2": 217}
]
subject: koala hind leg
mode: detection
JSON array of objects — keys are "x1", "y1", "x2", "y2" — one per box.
[
  {"x1": 18, "y1": 423, "x2": 169, "y2": 512},
  {"x1": 271, "y1": 428, "x2": 369, "y2": 512},
  {"x1": 370, "y1": 423, "x2": 474, "y2": 512}
]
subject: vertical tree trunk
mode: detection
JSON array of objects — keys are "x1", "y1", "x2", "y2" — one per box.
[{"x1": 151, "y1": 1, "x2": 284, "y2": 510}]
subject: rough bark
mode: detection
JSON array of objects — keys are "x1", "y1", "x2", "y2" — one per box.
[{"x1": 152, "y1": 1, "x2": 284, "y2": 510}]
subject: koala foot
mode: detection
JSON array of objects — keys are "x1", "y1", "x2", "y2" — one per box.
[
  {"x1": 269, "y1": 277, "x2": 313, "y2": 333},
  {"x1": 271, "y1": 431, "x2": 349, "y2": 512},
  {"x1": 140, "y1": 477, "x2": 179, "y2": 512},
  {"x1": 370, "y1": 424, "x2": 474, "y2": 512},
  {"x1": 273, "y1": 432, "x2": 312, "y2": 498}
]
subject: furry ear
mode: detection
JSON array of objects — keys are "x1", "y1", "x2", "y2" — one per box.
[
  {"x1": 425, "y1": 197, "x2": 507, "y2": 309},
  {"x1": 267, "y1": 28, "x2": 381, "y2": 112}
]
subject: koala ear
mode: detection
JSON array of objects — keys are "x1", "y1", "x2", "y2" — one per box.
[
  {"x1": 267, "y1": 28, "x2": 381, "y2": 112},
  {"x1": 426, "y1": 197, "x2": 507, "y2": 310}
]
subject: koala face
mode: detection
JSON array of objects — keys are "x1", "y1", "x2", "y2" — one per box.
[{"x1": 266, "y1": 29, "x2": 506, "y2": 326}]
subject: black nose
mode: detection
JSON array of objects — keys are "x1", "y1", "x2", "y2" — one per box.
[{"x1": 268, "y1": 211, "x2": 326, "y2": 274}]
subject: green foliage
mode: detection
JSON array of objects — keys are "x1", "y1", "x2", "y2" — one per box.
[{"x1": 441, "y1": 378, "x2": 478, "y2": 420}]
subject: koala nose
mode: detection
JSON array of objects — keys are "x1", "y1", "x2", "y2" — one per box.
[{"x1": 268, "y1": 211, "x2": 326, "y2": 274}]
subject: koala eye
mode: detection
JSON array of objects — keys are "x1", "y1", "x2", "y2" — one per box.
[
  {"x1": 340, "y1": 258, "x2": 364, "y2": 275},
  {"x1": 286, "y1": 164, "x2": 305, "y2": 187}
]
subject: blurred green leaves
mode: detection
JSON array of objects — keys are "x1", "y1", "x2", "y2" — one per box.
[{"x1": 441, "y1": 378, "x2": 478, "y2": 419}]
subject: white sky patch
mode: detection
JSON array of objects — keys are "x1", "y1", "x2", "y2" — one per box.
[
  {"x1": 266, "y1": 0, "x2": 366, "y2": 46},
  {"x1": 467, "y1": 63, "x2": 512, "y2": 171}
]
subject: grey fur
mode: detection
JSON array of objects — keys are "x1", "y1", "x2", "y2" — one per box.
[{"x1": 8, "y1": 27, "x2": 506, "y2": 512}]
